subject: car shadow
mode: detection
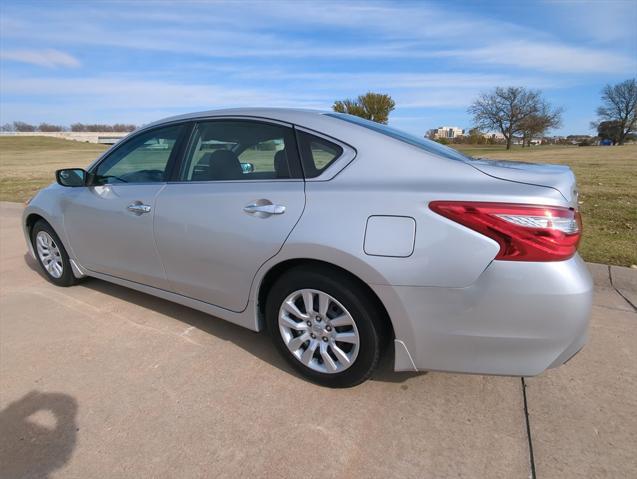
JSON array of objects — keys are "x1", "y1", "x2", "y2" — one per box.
[
  {"x1": 0, "y1": 391, "x2": 79, "y2": 479},
  {"x1": 24, "y1": 254, "x2": 425, "y2": 386}
]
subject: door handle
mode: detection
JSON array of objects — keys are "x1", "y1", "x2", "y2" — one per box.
[
  {"x1": 127, "y1": 201, "x2": 152, "y2": 215},
  {"x1": 243, "y1": 202, "x2": 286, "y2": 217}
]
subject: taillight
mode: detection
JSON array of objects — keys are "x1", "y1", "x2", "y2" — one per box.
[{"x1": 429, "y1": 201, "x2": 582, "y2": 261}]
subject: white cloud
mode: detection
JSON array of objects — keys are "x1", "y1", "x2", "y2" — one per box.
[
  {"x1": 1, "y1": 1, "x2": 633, "y2": 74},
  {"x1": 0, "y1": 0, "x2": 631, "y2": 133},
  {"x1": 208, "y1": 70, "x2": 562, "y2": 90},
  {"x1": 0, "y1": 70, "x2": 561, "y2": 114},
  {"x1": 541, "y1": 0, "x2": 637, "y2": 44},
  {"x1": 445, "y1": 41, "x2": 636, "y2": 74},
  {"x1": 0, "y1": 72, "x2": 509, "y2": 126},
  {"x1": 0, "y1": 48, "x2": 80, "y2": 68},
  {"x1": 0, "y1": 75, "x2": 329, "y2": 111}
]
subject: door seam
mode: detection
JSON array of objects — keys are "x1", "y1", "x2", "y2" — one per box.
[
  {"x1": 151, "y1": 184, "x2": 170, "y2": 283},
  {"x1": 243, "y1": 180, "x2": 308, "y2": 314}
]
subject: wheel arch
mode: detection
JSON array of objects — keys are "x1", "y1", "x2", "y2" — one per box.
[
  {"x1": 25, "y1": 212, "x2": 47, "y2": 235},
  {"x1": 23, "y1": 208, "x2": 85, "y2": 279},
  {"x1": 24, "y1": 211, "x2": 63, "y2": 249},
  {"x1": 256, "y1": 258, "x2": 394, "y2": 342}
]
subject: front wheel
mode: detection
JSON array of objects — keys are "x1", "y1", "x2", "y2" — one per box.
[
  {"x1": 31, "y1": 220, "x2": 78, "y2": 287},
  {"x1": 266, "y1": 267, "x2": 385, "y2": 388}
]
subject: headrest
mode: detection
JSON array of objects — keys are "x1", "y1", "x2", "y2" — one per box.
[
  {"x1": 193, "y1": 149, "x2": 242, "y2": 181},
  {"x1": 274, "y1": 149, "x2": 289, "y2": 178}
]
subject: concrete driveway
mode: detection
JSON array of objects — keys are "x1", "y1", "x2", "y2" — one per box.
[{"x1": 1, "y1": 201, "x2": 635, "y2": 479}]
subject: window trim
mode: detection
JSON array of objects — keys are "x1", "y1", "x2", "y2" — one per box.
[
  {"x1": 86, "y1": 115, "x2": 356, "y2": 184},
  {"x1": 87, "y1": 121, "x2": 193, "y2": 186},
  {"x1": 293, "y1": 125, "x2": 357, "y2": 181},
  {"x1": 170, "y1": 117, "x2": 305, "y2": 183}
]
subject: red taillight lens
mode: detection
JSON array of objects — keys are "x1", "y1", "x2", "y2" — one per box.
[{"x1": 429, "y1": 201, "x2": 582, "y2": 261}]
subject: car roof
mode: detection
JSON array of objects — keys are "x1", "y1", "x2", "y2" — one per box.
[{"x1": 141, "y1": 108, "x2": 330, "y2": 131}]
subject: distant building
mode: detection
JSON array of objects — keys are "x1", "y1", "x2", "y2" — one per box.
[
  {"x1": 483, "y1": 132, "x2": 505, "y2": 141},
  {"x1": 428, "y1": 126, "x2": 466, "y2": 139}
]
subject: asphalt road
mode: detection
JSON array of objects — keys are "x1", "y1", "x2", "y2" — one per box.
[{"x1": 1, "y1": 201, "x2": 635, "y2": 479}]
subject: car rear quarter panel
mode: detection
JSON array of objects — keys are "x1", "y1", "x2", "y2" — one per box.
[
  {"x1": 261, "y1": 126, "x2": 577, "y2": 372},
  {"x1": 280, "y1": 132, "x2": 569, "y2": 289}
]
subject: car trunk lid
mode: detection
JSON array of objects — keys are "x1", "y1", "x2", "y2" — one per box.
[{"x1": 466, "y1": 158, "x2": 579, "y2": 207}]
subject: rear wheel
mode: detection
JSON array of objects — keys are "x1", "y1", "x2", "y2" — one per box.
[
  {"x1": 266, "y1": 266, "x2": 384, "y2": 387},
  {"x1": 31, "y1": 220, "x2": 77, "y2": 287}
]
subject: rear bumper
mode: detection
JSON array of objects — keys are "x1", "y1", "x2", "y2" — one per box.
[{"x1": 373, "y1": 255, "x2": 593, "y2": 376}]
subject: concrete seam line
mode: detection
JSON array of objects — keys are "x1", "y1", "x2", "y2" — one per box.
[
  {"x1": 521, "y1": 377, "x2": 537, "y2": 479},
  {"x1": 608, "y1": 265, "x2": 637, "y2": 312}
]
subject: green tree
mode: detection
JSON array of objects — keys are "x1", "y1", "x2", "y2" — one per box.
[
  {"x1": 468, "y1": 128, "x2": 486, "y2": 145},
  {"x1": 333, "y1": 92, "x2": 395, "y2": 124},
  {"x1": 594, "y1": 78, "x2": 637, "y2": 145}
]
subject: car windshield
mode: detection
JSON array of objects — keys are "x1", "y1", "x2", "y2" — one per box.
[{"x1": 325, "y1": 113, "x2": 474, "y2": 162}]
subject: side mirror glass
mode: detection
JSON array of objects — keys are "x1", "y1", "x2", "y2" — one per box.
[
  {"x1": 56, "y1": 168, "x2": 87, "y2": 187},
  {"x1": 240, "y1": 162, "x2": 254, "y2": 173}
]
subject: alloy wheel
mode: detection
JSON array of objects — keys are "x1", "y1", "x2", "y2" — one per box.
[
  {"x1": 278, "y1": 289, "x2": 360, "y2": 373},
  {"x1": 35, "y1": 231, "x2": 64, "y2": 279}
]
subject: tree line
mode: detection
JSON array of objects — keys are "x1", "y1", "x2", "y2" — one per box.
[
  {"x1": 332, "y1": 78, "x2": 636, "y2": 149},
  {"x1": 3, "y1": 78, "x2": 634, "y2": 149},
  {"x1": 1, "y1": 122, "x2": 137, "y2": 133}
]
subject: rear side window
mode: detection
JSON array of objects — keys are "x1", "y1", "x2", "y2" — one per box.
[
  {"x1": 180, "y1": 120, "x2": 302, "y2": 181},
  {"x1": 296, "y1": 131, "x2": 343, "y2": 178}
]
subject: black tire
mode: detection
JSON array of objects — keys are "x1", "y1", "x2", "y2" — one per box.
[
  {"x1": 31, "y1": 220, "x2": 78, "y2": 287},
  {"x1": 266, "y1": 266, "x2": 385, "y2": 388}
]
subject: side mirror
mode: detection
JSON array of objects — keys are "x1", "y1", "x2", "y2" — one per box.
[
  {"x1": 56, "y1": 168, "x2": 87, "y2": 187},
  {"x1": 240, "y1": 162, "x2": 254, "y2": 173}
]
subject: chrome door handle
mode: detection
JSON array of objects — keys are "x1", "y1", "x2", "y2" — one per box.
[
  {"x1": 243, "y1": 202, "x2": 286, "y2": 217},
  {"x1": 127, "y1": 202, "x2": 151, "y2": 215}
]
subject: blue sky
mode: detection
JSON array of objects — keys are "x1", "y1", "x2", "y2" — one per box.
[{"x1": 1, "y1": 0, "x2": 636, "y2": 135}]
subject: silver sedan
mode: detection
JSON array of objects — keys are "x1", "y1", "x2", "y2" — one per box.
[{"x1": 23, "y1": 108, "x2": 592, "y2": 387}]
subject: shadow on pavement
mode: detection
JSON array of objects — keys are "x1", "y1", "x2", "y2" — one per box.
[
  {"x1": 0, "y1": 391, "x2": 78, "y2": 479},
  {"x1": 24, "y1": 253, "x2": 426, "y2": 385}
]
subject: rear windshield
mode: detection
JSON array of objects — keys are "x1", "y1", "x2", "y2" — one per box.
[{"x1": 325, "y1": 113, "x2": 473, "y2": 162}]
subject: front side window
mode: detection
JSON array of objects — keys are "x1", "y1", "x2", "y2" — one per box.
[
  {"x1": 181, "y1": 120, "x2": 301, "y2": 181},
  {"x1": 94, "y1": 124, "x2": 183, "y2": 184}
]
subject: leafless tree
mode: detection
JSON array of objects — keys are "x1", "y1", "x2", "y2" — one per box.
[
  {"x1": 112, "y1": 124, "x2": 136, "y2": 132},
  {"x1": 519, "y1": 102, "x2": 563, "y2": 147},
  {"x1": 333, "y1": 92, "x2": 396, "y2": 124},
  {"x1": 12, "y1": 121, "x2": 37, "y2": 132},
  {"x1": 468, "y1": 87, "x2": 561, "y2": 150},
  {"x1": 594, "y1": 78, "x2": 637, "y2": 145},
  {"x1": 38, "y1": 123, "x2": 65, "y2": 132}
]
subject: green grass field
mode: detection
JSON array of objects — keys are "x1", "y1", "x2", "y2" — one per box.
[
  {"x1": 0, "y1": 137, "x2": 108, "y2": 202},
  {"x1": 1, "y1": 137, "x2": 635, "y2": 266}
]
